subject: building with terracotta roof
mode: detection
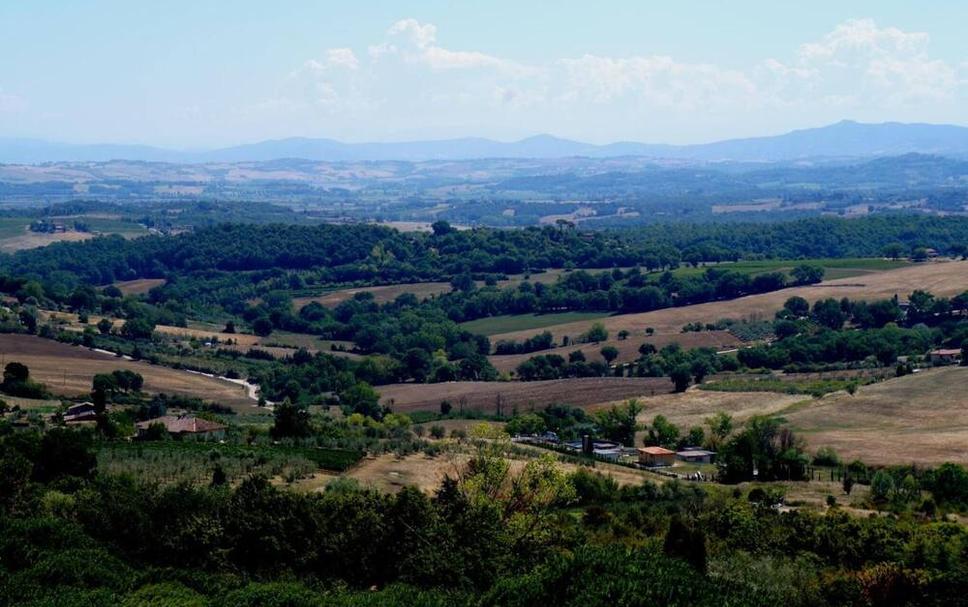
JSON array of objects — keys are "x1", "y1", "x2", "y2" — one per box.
[
  {"x1": 136, "y1": 414, "x2": 226, "y2": 440},
  {"x1": 638, "y1": 446, "x2": 676, "y2": 467},
  {"x1": 928, "y1": 348, "x2": 962, "y2": 365}
]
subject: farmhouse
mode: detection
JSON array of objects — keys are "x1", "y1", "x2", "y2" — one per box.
[
  {"x1": 136, "y1": 414, "x2": 226, "y2": 440},
  {"x1": 63, "y1": 402, "x2": 98, "y2": 424},
  {"x1": 676, "y1": 449, "x2": 716, "y2": 464},
  {"x1": 638, "y1": 446, "x2": 676, "y2": 467},
  {"x1": 928, "y1": 348, "x2": 962, "y2": 365}
]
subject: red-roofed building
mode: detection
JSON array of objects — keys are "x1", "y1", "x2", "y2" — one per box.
[
  {"x1": 136, "y1": 414, "x2": 226, "y2": 440},
  {"x1": 929, "y1": 348, "x2": 962, "y2": 365},
  {"x1": 638, "y1": 446, "x2": 676, "y2": 467}
]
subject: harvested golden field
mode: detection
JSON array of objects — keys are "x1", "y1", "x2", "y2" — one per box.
[
  {"x1": 0, "y1": 334, "x2": 254, "y2": 408},
  {"x1": 489, "y1": 330, "x2": 739, "y2": 373},
  {"x1": 0, "y1": 230, "x2": 93, "y2": 253},
  {"x1": 781, "y1": 366, "x2": 968, "y2": 466},
  {"x1": 588, "y1": 366, "x2": 968, "y2": 466},
  {"x1": 331, "y1": 451, "x2": 662, "y2": 494},
  {"x1": 41, "y1": 311, "x2": 264, "y2": 347},
  {"x1": 593, "y1": 390, "x2": 806, "y2": 445},
  {"x1": 113, "y1": 278, "x2": 166, "y2": 295},
  {"x1": 293, "y1": 282, "x2": 454, "y2": 309},
  {"x1": 292, "y1": 269, "x2": 573, "y2": 310},
  {"x1": 488, "y1": 260, "x2": 968, "y2": 345},
  {"x1": 378, "y1": 377, "x2": 673, "y2": 413},
  {"x1": 153, "y1": 325, "x2": 262, "y2": 346}
]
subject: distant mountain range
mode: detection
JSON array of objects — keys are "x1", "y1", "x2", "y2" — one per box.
[{"x1": 3, "y1": 120, "x2": 968, "y2": 164}]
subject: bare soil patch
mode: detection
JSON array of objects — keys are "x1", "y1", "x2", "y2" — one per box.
[
  {"x1": 0, "y1": 230, "x2": 93, "y2": 253},
  {"x1": 378, "y1": 377, "x2": 673, "y2": 414},
  {"x1": 0, "y1": 334, "x2": 253, "y2": 408},
  {"x1": 113, "y1": 278, "x2": 167, "y2": 295},
  {"x1": 780, "y1": 366, "x2": 968, "y2": 466},
  {"x1": 340, "y1": 450, "x2": 661, "y2": 494}
]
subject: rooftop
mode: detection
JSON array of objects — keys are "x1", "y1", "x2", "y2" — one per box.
[
  {"x1": 136, "y1": 415, "x2": 226, "y2": 434},
  {"x1": 639, "y1": 446, "x2": 676, "y2": 455}
]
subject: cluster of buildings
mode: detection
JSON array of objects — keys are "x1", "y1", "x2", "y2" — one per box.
[
  {"x1": 636, "y1": 446, "x2": 716, "y2": 467},
  {"x1": 512, "y1": 431, "x2": 716, "y2": 470},
  {"x1": 57, "y1": 402, "x2": 226, "y2": 440}
]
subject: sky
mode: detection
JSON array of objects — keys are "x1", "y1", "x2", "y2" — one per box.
[{"x1": 1, "y1": 0, "x2": 966, "y2": 147}]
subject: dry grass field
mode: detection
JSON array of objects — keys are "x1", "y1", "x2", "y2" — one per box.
[
  {"x1": 489, "y1": 330, "x2": 739, "y2": 373},
  {"x1": 319, "y1": 450, "x2": 664, "y2": 494},
  {"x1": 42, "y1": 311, "x2": 265, "y2": 348},
  {"x1": 0, "y1": 230, "x2": 93, "y2": 253},
  {"x1": 292, "y1": 268, "x2": 578, "y2": 310},
  {"x1": 378, "y1": 377, "x2": 673, "y2": 413},
  {"x1": 113, "y1": 278, "x2": 167, "y2": 295},
  {"x1": 585, "y1": 366, "x2": 968, "y2": 466},
  {"x1": 0, "y1": 334, "x2": 254, "y2": 408},
  {"x1": 293, "y1": 282, "x2": 454, "y2": 309},
  {"x1": 488, "y1": 260, "x2": 968, "y2": 345},
  {"x1": 780, "y1": 366, "x2": 968, "y2": 466}
]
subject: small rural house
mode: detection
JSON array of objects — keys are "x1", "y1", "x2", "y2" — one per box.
[
  {"x1": 63, "y1": 402, "x2": 98, "y2": 424},
  {"x1": 928, "y1": 348, "x2": 962, "y2": 365},
  {"x1": 638, "y1": 446, "x2": 676, "y2": 467},
  {"x1": 676, "y1": 449, "x2": 716, "y2": 464},
  {"x1": 136, "y1": 414, "x2": 226, "y2": 440}
]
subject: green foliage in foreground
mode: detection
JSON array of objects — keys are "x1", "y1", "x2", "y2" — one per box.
[{"x1": 3, "y1": 424, "x2": 968, "y2": 606}]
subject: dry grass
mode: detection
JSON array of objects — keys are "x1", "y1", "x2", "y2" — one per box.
[
  {"x1": 113, "y1": 278, "x2": 166, "y2": 295},
  {"x1": 0, "y1": 334, "x2": 254, "y2": 408},
  {"x1": 294, "y1": 282, "x2": 455, "y2": 309},
  {"x1": 489, "y1": 330, "x2": 739, "y2": 373},
  {"x1": 42, "y1": 310, "x2": 265, "y2": 348},
  {"x1": 585, "y1": 366, "x2": 968, "y2": 466},
  {"x1": 293, "y1": 268, "x2": 583, "y2": 311},
  {"x1": 780, "y1": 366, "x2": 968, "y2": 466},
  {"x1": 325, "y1": 450, "x2": 662, "y2": 494},
  {"x1": 487, "y1": 260, "x2": 968, "y2": 345},
  {"x1": 378, "y1": 377, "x2": 673, "y2": 414},
  {"x1": 0, "y1": 230, "x2": 93, "y2": 253}
]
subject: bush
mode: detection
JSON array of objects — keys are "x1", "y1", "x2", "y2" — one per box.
[{"x1": 813, "y1": 447, "x2": 841, "y2": 467}]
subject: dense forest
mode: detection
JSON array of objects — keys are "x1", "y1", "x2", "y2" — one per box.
[{"x1": 3, "y1": 215, "x2": 968, "y2": 290}]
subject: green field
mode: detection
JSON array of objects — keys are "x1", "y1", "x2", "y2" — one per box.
[
  {"x1": 76, "y1": 217, "x2": 148, "y2": 237},
  {"x1": 670, "y1": 257, "x2": 908, "y2": 280},
  {"x1": 459, "y1": 311, "x2": 610, "y2": 336},
  {"x1": 97, "y1": 441, "x2": 364, "y2": 485},
  {"x1": 0, "y1": 217, "x2": 31, "y2": 239}
]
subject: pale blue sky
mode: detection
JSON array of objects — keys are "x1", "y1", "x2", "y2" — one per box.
[{"x1": 1, "y1": 1, "x2": 966, "y2": 147}]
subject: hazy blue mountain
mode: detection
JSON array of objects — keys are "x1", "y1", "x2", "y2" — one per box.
[{"x1": 3, "y1": 121, "x2": 968, "y2": 163}]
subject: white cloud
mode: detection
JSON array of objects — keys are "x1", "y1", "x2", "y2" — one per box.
[
  {"x1": 324, "y1": 48, "x2": 359, "y2": 70},
  {"x1": 380, "y1": 18, "x2": 531, "y2": 74},
  {"x1": 261, "y1": 17, "x2": 964, "y2": 141},
  {"x1": 558, "y1": 54, "x2": 755, "y2": 109},
  {"x1": 387, "y1": 18, "x2": 437, "y2": 50},
  {"x1": 763, "y1": 18, "x2": 962, "y2": 106}
]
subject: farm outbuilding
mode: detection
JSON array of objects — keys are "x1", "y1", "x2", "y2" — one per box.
[
  {"x1": 928, "y1": 348, "x2": 962, "y2": 365},
  {"x1": 638, "y1": 446, "x2": 676, "y2": 467},
  {"x1": 63, "y1": 402, "x2": 98, "y2": 424},
  {"x1": 676, "y1": 449, "x2": 716, "y2": 464}
]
